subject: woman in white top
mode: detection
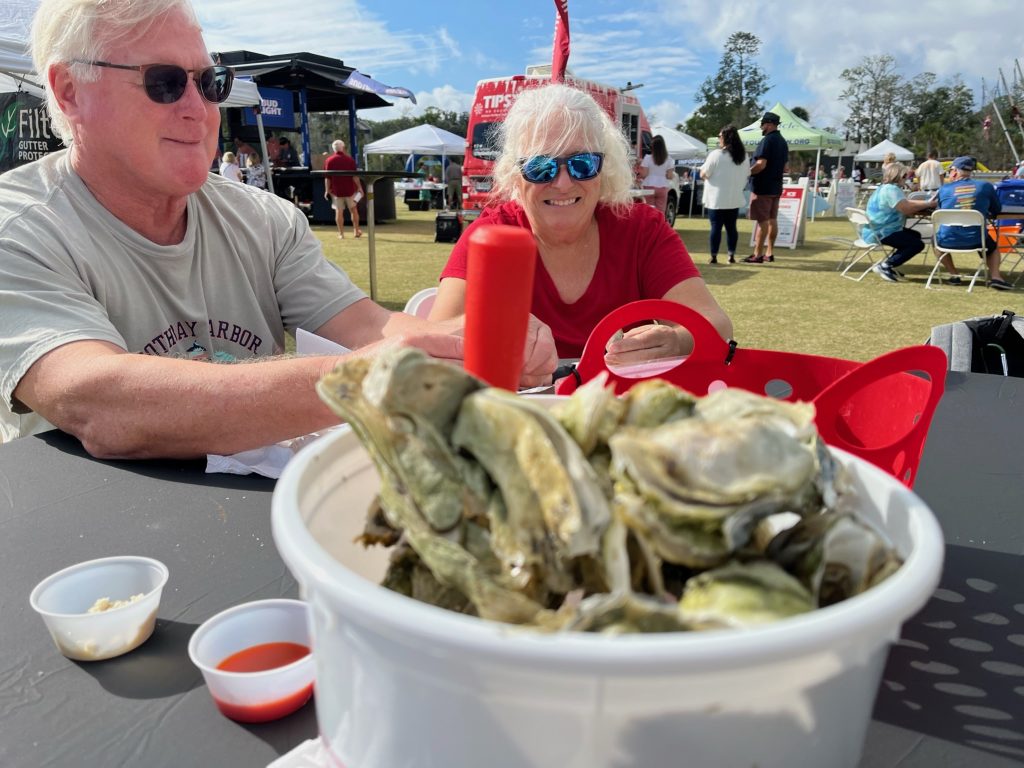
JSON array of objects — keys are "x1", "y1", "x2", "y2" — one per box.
[
  {"x1": 638, "y1": 135, "x2": 674, "y2": 218},
  {"x1": 219, "y1": 151, "x2": 242, "y2": 183},
  {"x1": 699, "y1": 125, "x2": 750, "y2": 264}
]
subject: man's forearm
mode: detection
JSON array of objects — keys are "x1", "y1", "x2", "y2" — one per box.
[{"x1": 19, "y1": 345, "x2": 345, "y2": 460}]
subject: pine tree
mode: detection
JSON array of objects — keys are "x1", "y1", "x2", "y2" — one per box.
[{"x1": 683, "y1": 32, "x2": 769, "y2": 142}]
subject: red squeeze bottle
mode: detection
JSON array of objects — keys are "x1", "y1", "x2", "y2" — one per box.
[{"x1": 463, "y1": 225, "x2": 538, "y2": 390}]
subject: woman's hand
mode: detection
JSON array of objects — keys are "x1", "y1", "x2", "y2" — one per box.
[
  {"x1": 603, "y1": 323, "x2": 690, "y2": 366},
  {"x1": 519, "y1": 315, "x2": 558, "y2": 388}
]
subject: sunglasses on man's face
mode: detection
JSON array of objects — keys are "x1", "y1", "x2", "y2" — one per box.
[
  {"x1": 518, "y1": 152, "x2": 604, "y2": 184},
  {"x1": 76, "y1": 60, "x2": 234, "y2": 105}
]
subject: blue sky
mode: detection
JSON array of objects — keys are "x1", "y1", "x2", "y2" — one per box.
[{"x1": 197, "y1": 0, "x2": 1018, "y2": 140}]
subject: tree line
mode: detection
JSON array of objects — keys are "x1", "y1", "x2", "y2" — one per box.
[{"x1": 681, "y1": 32, "x2": 1018, "y2": 169}]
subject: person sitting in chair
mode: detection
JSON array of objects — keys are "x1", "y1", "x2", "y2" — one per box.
[
  {"x1": 862, "y1": 163, "x2": 936, "y2": 283},
  {"x1": 934, "y1": 156, "x2": 1010, "y2": 290}
]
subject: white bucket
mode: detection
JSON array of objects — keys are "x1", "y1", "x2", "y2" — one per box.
[{"x1": 272, "y1": 418, "x2": 943, "y2": 768}]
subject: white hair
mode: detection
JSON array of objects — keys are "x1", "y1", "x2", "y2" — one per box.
[
  {"x1": 332, "y1": 139, "x2": 345, "y2": 152},
  {"x1": 491, "y1": 83, "x2": 634, "y2": 215},
  {"x1": 30, "y1": 0, "x2": 201, "y2": 143}
]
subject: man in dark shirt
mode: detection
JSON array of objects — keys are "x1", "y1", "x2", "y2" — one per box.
[
  {"x1": 276, "y1": 137, "x2": 300, "y2": 167},
  {"x1": 743, "y1": 111, "x2": 789, "y2": 263}
]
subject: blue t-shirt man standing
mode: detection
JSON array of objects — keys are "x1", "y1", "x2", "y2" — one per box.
[
  {"x1": 743, "y1": 111, "x2": 789, "y2": 263},
  {"x1": 936, "y1": 156, "x2": 1010, "y2": 291}
]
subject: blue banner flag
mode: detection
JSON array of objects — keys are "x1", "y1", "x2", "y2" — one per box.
[{"x1": 341, "y1": 71, "x2": 417, "y2": 105}]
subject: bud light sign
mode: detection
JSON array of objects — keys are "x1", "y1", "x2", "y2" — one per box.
[{"x1": 243, "y1": 87, "x2": 295, "y2": 129}]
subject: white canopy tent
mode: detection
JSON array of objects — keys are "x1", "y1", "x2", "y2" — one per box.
[
  {"x1": 0, "y1": 0, "x2": 35, "y2": 74},
  {"x1": 1, "y1": 1, "x2": 43, "y2": 96},
  {"x1": 363, "y1": 123, "x2": 466, "y2": 170},
  {"x1": 651, "y1": 124, "x2": 707, "y2": 161},
  {"x1": 854, "y1": 139, "x2": 914, "y2": 163}
]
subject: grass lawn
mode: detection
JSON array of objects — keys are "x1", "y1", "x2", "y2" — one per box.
[{"x1": 313, "y1": 206, "x2": 1021, "y2": 363}]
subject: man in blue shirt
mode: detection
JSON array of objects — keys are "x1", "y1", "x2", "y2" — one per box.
[
  {"x1": 743, "y1": 111, "x2": 789, "y2": 264},
  {"x1": 936, "y1": 156, "x2": 1010, "y2": 291}
]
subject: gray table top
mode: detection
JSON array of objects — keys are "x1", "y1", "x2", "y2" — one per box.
[{"x1": 1, "y1": 372, "x2": 1021, "y2": 767}]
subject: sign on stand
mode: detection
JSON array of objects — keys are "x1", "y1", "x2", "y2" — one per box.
[
  {"x1": 750, "y1": 178, "x2": 808, "y2": 249},
  {"x1": 834, "y1": 181, "x2": 858, "y2": 216}
]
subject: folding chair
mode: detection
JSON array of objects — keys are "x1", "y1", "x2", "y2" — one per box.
[
  {"x1": 838, "y1": 208, "x2": 893, "y2": 281},
  {"x1": 990, "y1": 222, "x2": 1024, "y2": 285},
  {"x1": 903, "y1": 194, "x2": 936, "y2": 270},
  {"x1": 925, "y1": 209, "x2": 987, "y2": 292},
  {"x1": 403, "y1": 287, "x2": 438, "y2": 318}
]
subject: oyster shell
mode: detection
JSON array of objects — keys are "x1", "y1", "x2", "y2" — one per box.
[
  {"x1": 453, "y1": 389, "x2": 611, "y2": 595},
  {"x1": 678, "y1": 560, "x2": 815, "y2": 628},
  {"x1": 766, "y1": 511, "x2": 903, "y2": 606}
]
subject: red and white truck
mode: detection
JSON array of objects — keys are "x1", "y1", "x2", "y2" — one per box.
[{"x1": 462, "y1": 66, "x2": 679, "y2": 225}]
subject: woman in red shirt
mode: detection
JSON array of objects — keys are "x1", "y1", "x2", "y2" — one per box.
[{"x1": 429, "y1": 84, "x2": 731, "y2": 362}]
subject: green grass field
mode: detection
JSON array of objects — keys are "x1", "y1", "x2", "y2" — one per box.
[{"x1": 313, "y1": 207, "x2": 1020, "y2": 362}]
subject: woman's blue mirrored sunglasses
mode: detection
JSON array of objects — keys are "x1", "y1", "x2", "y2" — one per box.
[{"x1": 519, "y1": 152, "x2": 604, "y2": 183}]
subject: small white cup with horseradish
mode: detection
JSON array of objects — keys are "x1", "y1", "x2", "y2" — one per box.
[{"x1": 30, "y1": 556, "x2": 169, "y2": 661}]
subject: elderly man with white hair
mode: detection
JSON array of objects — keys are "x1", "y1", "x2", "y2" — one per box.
[
  {"x1": 0, "y1": 0, "x2": 555, "y2": 457},
  {"x1": 323, "y1": 138, "x2": 363, "y2": 238}
]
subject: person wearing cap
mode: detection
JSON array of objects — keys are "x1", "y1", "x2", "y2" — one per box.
[
  {"x1": 934, "y1": 156, "x2": 1009, "y2": 290},
  {"x1": 743, "y1": 111, "x2": 788, "y2": 264}
]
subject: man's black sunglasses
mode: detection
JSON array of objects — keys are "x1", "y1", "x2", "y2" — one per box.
[{"x1": 75, "y1": 60, "x2": 234, "y2": 105}]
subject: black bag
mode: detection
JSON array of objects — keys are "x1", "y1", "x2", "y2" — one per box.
[
  {"x1": 964, "y1": 310, "x2": 1024, "y2": 377},
  {"x1": 928, "y1": 310, "x2": 1024, "y2": 377},
  {"x1": 434, "y1": 212, "x2": 462, "y2": 243}
]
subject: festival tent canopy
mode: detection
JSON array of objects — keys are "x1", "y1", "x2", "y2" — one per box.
[
  {"x1": 651, "y1": 124, "x2": 707, "y2": 161},
  {"x1": 364, "y1": 124, "x2": 466, "y2": 157},
  {"x1": 705, "y1": 102, "x2": 844, "y2": 152},
  {"x1": 0, "y1": 0, "x2": 43, "y2": 95},
  {"x1": 704, "y1": 103, "x2": 844, "y2": 222},
  {"x1": 854, "y1": 139, "x2": 914, "y2": 162}
]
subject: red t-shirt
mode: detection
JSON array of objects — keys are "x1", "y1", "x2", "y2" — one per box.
[
  {"x1": 324, "y1": 151, "x2": 358, "y2": 196},
  {"x1": 440, "y1": 201, "x2": 701, "y2": 358}
]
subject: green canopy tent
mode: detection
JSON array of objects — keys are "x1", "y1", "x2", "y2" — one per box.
[{"x1": 707, "y1": 103, "x2": 845, "y2": 220}]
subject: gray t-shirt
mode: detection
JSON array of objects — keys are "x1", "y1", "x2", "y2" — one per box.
[{"x1": 0, "y1": 150, "x2": 365, "y2": 441}]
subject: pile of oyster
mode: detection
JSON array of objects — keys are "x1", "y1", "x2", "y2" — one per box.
[{"x1": 317, "y1": 348, "x2": 902, "y2": 634}]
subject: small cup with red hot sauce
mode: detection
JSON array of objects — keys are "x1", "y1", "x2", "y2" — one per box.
[{"x1": 188, "y1": 598, "x2": 315, "y2": 723}]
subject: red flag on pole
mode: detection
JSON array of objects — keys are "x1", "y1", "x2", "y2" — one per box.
[{"x1": 551, "y1": 0, "x2": 570, "y2": 83}]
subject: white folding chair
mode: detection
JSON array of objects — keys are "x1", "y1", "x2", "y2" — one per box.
[
  {"x1": 838, "y1": 208, "x2": 892, "y2": 281},
  {"x1": 403, "y1": 287, "x2": 438, "y2": 318},
  {"x1": 904, "y1": 193, "x2": 935, "y2": 268},
  {"x1": 925, "y1": 209, "x2": 987, "y2": 292}
]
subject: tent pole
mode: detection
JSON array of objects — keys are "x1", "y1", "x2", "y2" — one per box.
[
  {"x1": 255, "y1": 112, "x2": 274, "y2": 195},
  {"x1": 811, "y1": 148, "x2": 821, "y2": 222},
  {"x1": 348, "y1": 96, "x2": 359, "y2": 164},
  {"x1": 991, "y1": 82, "x2": 1019, "y2": 164}
]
